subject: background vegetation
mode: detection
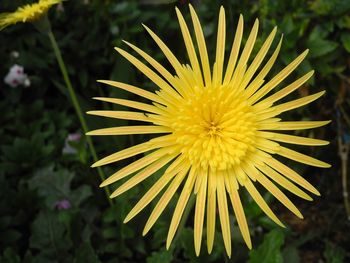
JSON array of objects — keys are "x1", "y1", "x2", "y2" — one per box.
[{"x1": 1, "y1": 0, "x2": 350, "y2": 262}]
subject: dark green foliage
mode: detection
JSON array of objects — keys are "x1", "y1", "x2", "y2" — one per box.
[{"x1": 0, "y1": 0, "x2": 349, "y2": 262}]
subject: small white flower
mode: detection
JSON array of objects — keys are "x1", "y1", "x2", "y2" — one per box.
[
  {"x1": 4, "y1": 64, "x2": 30, "y2": 88},
  {"x1": 62, "y1": 132, "x2": 82, "y2": 154},
  {"x1": 10, "y1": 51, "x2": 20, "y2": 58}
]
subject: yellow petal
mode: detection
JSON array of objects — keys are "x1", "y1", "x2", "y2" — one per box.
[
  {"x1": 235, "y1": 19, "x2": 259, "y2": 72},
  {"x1": 256, "y1": 172, "x2": 303, "y2": 218},
  {"x1": 87, "y1": 110, "x2": 152, "y2": 122},
  {"x1": 86, "y1": 125, "x2": 171, "y2": 136},
  {"x1": 267, "y1": 157, "x2": 320, "y2": 195},
  {"x1": 278, "y1": 146, "x2": 331, "y2": 168},
  {"x1": 101, "y1": 147, "x2": 174, "y2": 187},
  {"x1": 189, "y1": 4, "x2": 211, "y2": 86},
  {"x1": 175, "y1": 7, "x2": 202, "y2": 85},
  {"x1": 121, "y1": 41, "x2": 184, "y2": 100},
  {"x1": 194, "y1": 169, "x2": 208, "y2": 256},
  {"x1": 216, "y1": 173, "x2": 231, "y2": 257},
  {"x1": 223, "y1": 14, "x2": 243, "y2": 85},
  {"x1": 124, "y1": 159, "x2": 190, "y2": 223},
  {"x1": 244, "y1": 35, "x2": 283, "y2": 98},
  {"x1": 260, "y1": 120, "x2": 331, "y2": 130},
  {"x1": 257, "y1": 163, "x2": 312, "y2": 200},
  {"x1": 97, "y1": 80, "x2": 164, "y2": 104},
  {"x1": 262, "y1": 70, "x2": 314, "y2": 104},
  {"x1": 228, "y1": 181, "x2": 252, "y2": 249},
  {"x1": 142, "y1": 24, "x2": 189, "y2": 87},
  {"x1": 116, "y1": 47, "x2": 178, "y2": 96},
  {"x1": 258, "y1": 131, "x2": 329, "y2": 146},
  {"x1": 166, "y1": 168, "x2": 196, "y2": 249},
  {"x1": 244, "y1": 178, "x2": 284, "y2": 227},
  {"x1": 110, "y1": 154, "x2": 176, "y2": 198},
  {"x1": 92, "y1": 135, "x2": 173, "y2": 168},
  {"x1": 207, "y1": 170, "x2": 217, "y2": 254},
  {"x1": 249, "y1": 49, "x2": 309, "y2": 104},
  {"x1": 215, "y1": 6, "x2": 226, "y2": 85},
  {"x1": 239, "y1": 26, "x2": 277, "y2": 91},
  {"x1": 92, "y1": 97, "x2": 164, "y2": 115},
  {"x1": 143, "y1": 166, "x2": 189, "y2": 235},
  {"x1": 273, "y1": 91, "x2": 325, "y2": 113},
  {"x1": 93, "y1": 142, "x2": 154, "y2": 168}
]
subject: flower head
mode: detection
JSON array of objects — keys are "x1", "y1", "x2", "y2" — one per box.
[
  {"x1": 0, "y1": 0, "x2": 62, "y2": 30},
  {"x1": 88, "y1": 5, "x2": 330, "y2": 257},
  {"x1": 62, "y1": 132, "x2": 82, "y2": 155},
  {"x1": 55, "y1": 199, "x2": 71, "y2": 210},
  {"x1": 4, "y1": 64, "x2": 30, "y2": 88}
]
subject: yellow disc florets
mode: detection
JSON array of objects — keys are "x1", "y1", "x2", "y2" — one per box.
[{"x1": 170, "y1": 84, "x2": 257, "y2": 171}]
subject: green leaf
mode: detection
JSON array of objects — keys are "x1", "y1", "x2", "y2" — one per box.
[
  {"x1": 283, "y1": 246, "x2": 300, "y2": 263},
  {"x1": 1, "y1": 247, "x2": 21, "y2": 263},
  {"x1": 248, "y1": 229, "x2": 285, "y2": 263},
  {"x1": 323, "y1": 242, "x2": 345, "y2": 263},
  {"x1": 341, "y1": 33, "x2": 350, "y2": 53},
  {"x1": 28, "y1": 166, "x2": 92, "y2": 208},
  {"x1": 74, "y1": 242, "x2": 101, "y2": 263},
  {"x1": 146, "y1": 249, "x2": 173, "y2": 263},
  {"x1": 29, "y1": 211, "x2": 72, "y2": 260}
]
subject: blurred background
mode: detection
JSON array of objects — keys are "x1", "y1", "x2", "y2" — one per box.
[{"x1": 0, "y1": 0, "x2": 350, "y2": 262}]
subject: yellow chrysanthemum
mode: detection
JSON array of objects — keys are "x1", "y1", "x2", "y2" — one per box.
[
  {"x1": 88, "y1": 5, "x2": 330, "y2": 257},
  {"x1": 0, "y1": 0, "x2": 62, "y2": 30}
]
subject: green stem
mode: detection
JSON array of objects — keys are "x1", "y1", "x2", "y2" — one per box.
[{"x1": 47, "y1": 30, "x2": 112, "y2": 205}]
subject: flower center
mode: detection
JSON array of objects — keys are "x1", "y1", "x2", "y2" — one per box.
[{"x1": 169, "y1": 84, "x2": 258, "y2": 171}]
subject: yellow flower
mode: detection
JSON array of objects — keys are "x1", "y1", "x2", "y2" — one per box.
[
  {"x1": 88, "y1": 5, "x2": 330, "y2": 257},
  {"x1": 0, "y1": 0, "x2": 62, "y2": 30}
]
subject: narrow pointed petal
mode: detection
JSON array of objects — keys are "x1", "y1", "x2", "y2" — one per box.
[
  {"x1": 166, "y1": 168, "x2": 196, "y2": 249},
  {"x1": 142, "y1": 24, "x2": 189, "y2": 86},
  {"x1": 223, "y1": 14, "x2": 243, "y2": 84},
  {"x1": 121, "y1": 41, "x2": 184, "y2": 99},
  {"x1": 244, "y1": 178, "x2": 284, "y2": 227},
  {"x1": 216, "y1": 173, "x2": 231, "y2": 257},
  {"x1": 175, "y1": 7, "x2": 202, "y2": 84},
  {"x1": 228, "y1": 184, "x2": 252, "y2": 249},
  {"x1": 262, "y1": 70, "x2": 314, "y2": 104},
  {"x1": 116, "y1": 47, "x2": 178, "y2": 95},
  {"x1": 143, "y1": 167, "x2": 189, "y2": 235},
  {"x1": 93, "y1": 141, "x2": 155, "y2": 168},
  {"x1": 260, "y1": 120, "x2": 331, "y2": 130},
  {"x1": 256, "y1": 172, "x2": 304, "y2": 218},
  {"x1": 278, "y1": 146, "x2": 331, "y2": 168},
  {"x1": 194, "y1": 170, "x2": 208, "y2": 256},
  {"x1": 87, "y1": 110, "x2": 152, "y2": 122},
  {"x1": 215, "y1": 6, "x2": 226, "y2": 84},
  {"x1": 110, "y1": 154, "x2": 176, "y2": 198},
  {"x1": 207, "y1": 171, "x2": 217, "y2": 254},
  {"x1": 92, "y1": 135, "x2": 173, "y2": 168},
  {"x1": 258, "y1": 131, "x2": 329, "y2": 146},
  {"x1": 250, "y1": 49, "x2": 309, "y2": 103},
  {"x1": 93, "y1": 97, "x2": 164, "y2": 115},
  {"x1": 189, "y1": 4, "x2": 211, "y2": 86},
  {"x1": 267, "y1": 157, "x2": 321, "y2": 195},
  {"x1": 235, "y1": 19, "x2": 259, "y2": 72},
  {"x1": 97, "y1": 80, "x2": 164, "y2": 104},
  {"x1": 257, "y1": 164, "x2": 313, "y2": 200},
  {"x1": 273, "y1": 91, "x2": 325, "y2": 114},
  {"x1": 124, "y1": 160, "x2": 190, "y2": 223},
  {"x1": 86, "y1": 125, "x2": 171, "y2": 136},
  {"x1": 244, "y1": 36, "x2": 283, "y2": 98},
  {"x1": 239, "y1": 26, "x2": 277, "y2": 90},
  {"x1": 100, "y1": 148, "x2": 174, "y2": 187}
]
